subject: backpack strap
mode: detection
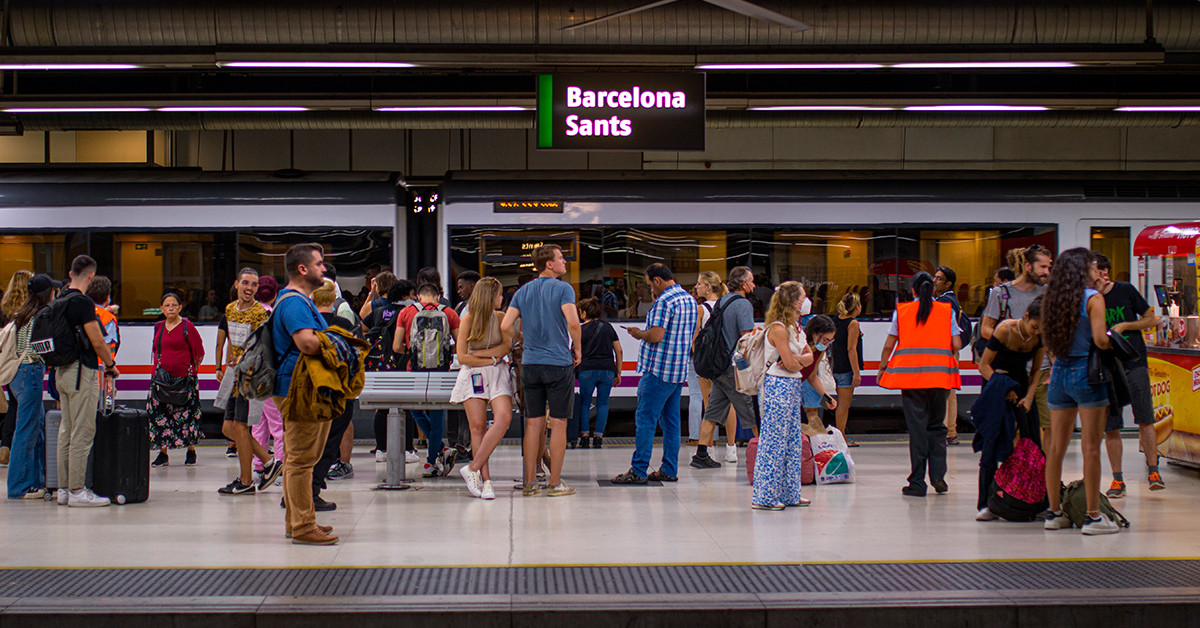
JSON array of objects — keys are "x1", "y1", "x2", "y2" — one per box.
[{"x1": 999, "y1": 284, "x2": 1013, "y2": 320}]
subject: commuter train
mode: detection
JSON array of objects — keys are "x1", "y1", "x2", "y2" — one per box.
[{"x1": 2, "y1": 169, "x2": 1196, "y2": 422}]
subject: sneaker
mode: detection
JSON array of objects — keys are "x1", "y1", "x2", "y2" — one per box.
[
  {"x1": 422, "y1": 460, "x2": 442, "y2": 478},
  {"x1": 976, "y1": 508, "x2": 999, "y2": 521},
  {"x1": 405, "y1": 450, "x2": 419, "y2": 464},
  {"x1": 579, "y1": 436, "x2": 591, "y2": 449},
  {"x1": 1148, "y1": 471, "x2": 1166, "y2": 491},
  {"x1": 947, "y1": 436, "x2": 960, "y2": 446},
  {"x1": 567, "y1": 439, "x2": 577, "y2": 450},
  {"x1": 151, "y1": 452, "x2": 169, "y2": 467},
  {"x1": 68, "y1": 488, "x2": 111, "y2": 507},
  {"x1": 313, "y1": 495, "x2": 337, "y2": 512},
  {"x1": 440, "y1": 448, "x2": 457, "y2": 477},
  {"x1": 0, "y1": 445, "x2": 10, "y2": 465},
  {"x1": 931, "y1": 479, "x2": 949, "y2": 494},
  {"x1": 1043, "y1": 509, "x2": 1073, "y2": 530},
  {"x1": 901, "y1": 485, "x2": 926, "y2": 497},
  {"x1": 20, "y1": 488, "x2": 46, "y2": 500},
  {"x1": 1106, "y1": 479, "x2": 1127, "y2": 499},
  {"x1": 1081, "y1": 512, "x2": 1121, "y2": 536},
  {"x1": 522, "y1": 482, "x2": 541, "y2": 496},
  {"x1": 56, "y1": 488, "x2": 69, "y2": 505},
  {"x1": 375, "y1": 449, "x2": 386, "y2": 463},
  {"x1": 546, "y1": 482, "x2": 575, "y2": 497},
  {"x1": 460, "y1": 465, "x2": 483, "y2": 498},
  {"x1": 690, "y1": 453, "x2": 722, "y2": 469},
  {"x1": 592, "y1": 437, "x2": 603, "y2": 449},
  {"x1": 480, "y1": 480, "x2": 496, "y2": 500},
  {"x1": 724, "y1": 444, "x2": 738, "y2": 463},
  {"x1": 225, "y1": 445, "x2": 237, "y2": 458},
  {"x1": 258, "y1": 459, "x2": 284, "y2": 491},
  {"x1": 218, "y1": 480, "x2": 256, "y2": 495},
  {"x1": 751, "y1": 502, "x2": 785, "y2": 511},
  {"x1": 327, "y1": 461, "x2": 354, "y2": 481},
  {"x1": 184, "y1": 449, "x2": 197, "y2": 466}
]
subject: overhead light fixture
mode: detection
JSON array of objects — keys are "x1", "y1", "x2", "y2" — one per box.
[
  {"x1": 375, "y1": 106, "x2": 530, "y2": 112},
  {"x1": 749, "y1": 105, "x2": 896, "y2": 111},
  {"x1": 1115, "y1": 106, "x2": 1200, "y2": 112},
  {"x1": 0, "y1": 63, "x2": 141, "y2": 70},
  {"x1": 698, "y1": 63, "x2": 885, "y2": 70},
  {"x1": 903, "y1": 105, "x2": 1049, "y2": 111},
  {"x1": 157, "y1": 106, "x2": 309, "y2": 112},
  {"x1": 220, "y1": 61, "x2": 416, "y2": 69},
  {"x1": 891, "y1": 61, "x2": 1078, "y2": 69},
  {"x1": 4, "y1": 107, "x2": 151, "y2": 113}
]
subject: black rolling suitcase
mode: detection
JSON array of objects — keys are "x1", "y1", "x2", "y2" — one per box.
[{"x1": 91, "y1": 406, "x2": 150, "y2": 504}]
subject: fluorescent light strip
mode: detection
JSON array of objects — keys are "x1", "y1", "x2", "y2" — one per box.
[
  {"x1": 157, "y1": 106, "x2": 309, "y2": 112},
  {"x1": 891, "y1": 61, "x2": 1078, "y2": 69},
  {"x1": 221, "y1": 61, "x2": 415, "y2": 69},
  {"x1": 0, "y1": 63, "x2": 141, "y2": 70},
  {"x1": 903, "y1": 105, "x2": 1049, "y2": 111},
  {"x1": 375, "y1": 106, "x2": 530, "y2": 112},
  {"x1": 749, "y1": 105, "x2": 897, "y2": 111},
  {"x1": 1115, "y1": 106, "x2": 1200, "y2": 112},
  {"x1": 4, "y1": 107, "x2": 151, "y2": 113},
  {"x1": 698, "y1": 63, "x2": 884, "y2": 70}
]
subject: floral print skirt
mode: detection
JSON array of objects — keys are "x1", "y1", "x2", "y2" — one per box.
[{"x1": 147, "y1": 381, "x2": 202, "y2": 449}]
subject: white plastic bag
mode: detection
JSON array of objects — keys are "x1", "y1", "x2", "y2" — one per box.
[{"x1": 810, "y1": 426, "x2": 855, "y2": 484}]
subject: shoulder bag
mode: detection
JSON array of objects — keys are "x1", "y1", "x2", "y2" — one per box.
[{"x1": 150, "y1": 320, "x2": 197, "y2": 406}]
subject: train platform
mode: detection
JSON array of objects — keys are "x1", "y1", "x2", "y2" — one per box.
[{"x1": 1, "y1": 435, "x2": 1198, "y2": 626}]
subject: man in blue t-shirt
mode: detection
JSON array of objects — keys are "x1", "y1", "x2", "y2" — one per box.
[
  {"x1": 271, "y1": 243, "x2": 335, "y2": 546},
  {"x1": 502, "y1": 243, "x2": 581, "y2": 497}
]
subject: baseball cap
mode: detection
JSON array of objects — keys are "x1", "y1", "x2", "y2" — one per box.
[{"x1": 27, "y1": 273, "x2": 62, "y2": 294}]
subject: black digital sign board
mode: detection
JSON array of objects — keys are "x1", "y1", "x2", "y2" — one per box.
[{"x1": 537, "y1": 73, "x2": 705, "y2": 151}]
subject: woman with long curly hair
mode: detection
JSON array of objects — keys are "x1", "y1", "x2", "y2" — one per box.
[
  {"x1": 751, "y1": 281, "x2": 814, "y2": 511},
  {"x1": 1, "y1": 269, "x2": 34, "y2": 465},
  {"x1": 1039, "y1": 248, "x2": 1117, "y2": 535}
]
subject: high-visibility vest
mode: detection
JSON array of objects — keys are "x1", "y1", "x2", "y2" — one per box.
[{"x1": 878, "y1": 300, "x2": 961, "y2": 390}]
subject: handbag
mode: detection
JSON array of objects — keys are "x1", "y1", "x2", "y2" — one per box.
[
  {"x1": 150, "y1": 321, "x2": 196, "y2": 406},
  {"x1": 1086, "y1": 342, "x2": 1111, "y2": 386},
  {"x1": 1106, "y1": 329, "x2": 1139, "y2": 363}
]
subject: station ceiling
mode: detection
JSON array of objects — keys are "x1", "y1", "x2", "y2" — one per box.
[{"x1": 3, "y1": 0, "x2": 1200, "y2": 131}]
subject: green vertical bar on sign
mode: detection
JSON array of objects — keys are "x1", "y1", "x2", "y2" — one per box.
[{"x1": 537, "y1": 74, "x2": 554, "y2": 148}]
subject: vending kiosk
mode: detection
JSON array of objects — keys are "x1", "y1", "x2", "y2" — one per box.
[{"x1": 1134, "y1": 222, "x2": 1200, "y2": 467}]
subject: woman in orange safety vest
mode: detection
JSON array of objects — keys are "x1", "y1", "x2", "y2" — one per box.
[{"x1": 877, "y1": 271, "x2": 963, "y2": 497}]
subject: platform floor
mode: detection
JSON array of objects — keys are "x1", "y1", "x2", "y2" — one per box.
[{"x1": 1, "y1": 436, "x2": 1198, "y2": 625}]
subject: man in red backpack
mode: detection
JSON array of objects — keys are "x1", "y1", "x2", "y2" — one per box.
[{"x1": 393, "y1": 282, "x2": 460, "y2": 477}]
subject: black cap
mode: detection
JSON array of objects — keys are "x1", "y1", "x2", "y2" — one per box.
[{"x1": 27, "y1": 273, "x2": 62, "y2": 294}]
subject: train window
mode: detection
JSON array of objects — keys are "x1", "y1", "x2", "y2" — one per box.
[
  {"x1": 114, "y1": 233, "x2": 224, "y2": 322},
  {"x1": 238, "y1": 228, "x2": 392, "y2": 308},
  {"x1": 1090, "y1": 227, "x2": 1131, "y2": 282},
  {"x1": 0, "y1": 234, "x2": 73, "y2": 288},
  {"x1": 448, "y1": 225, "x2": 1056, "y2": 321}
]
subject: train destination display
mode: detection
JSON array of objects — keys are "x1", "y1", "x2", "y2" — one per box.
[{"x1": 537, "y1": 73, "x2": 705, "y2": 150}]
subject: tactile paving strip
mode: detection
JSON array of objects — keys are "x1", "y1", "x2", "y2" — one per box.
[{"x1": 2, "y1": 560, "x2": 1198, "y2": 598}]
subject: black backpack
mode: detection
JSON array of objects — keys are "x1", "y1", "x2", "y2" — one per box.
[
  {"x1": 693, "y1": 294, "x2": 744, "y2": 380},
  {"x1": 30, "y1": 290, "x2": 90, "y2": 368},
  {"x1": 364, "y1": 301, "x2": 407, "y2": 372}
]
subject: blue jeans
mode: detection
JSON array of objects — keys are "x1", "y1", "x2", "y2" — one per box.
[
  {"x1": 1047, "y1": 356, "x2": 1109, "y2": 410},
  {"x1": 411, "y1": 410, "x2": 444, "y2": 464},
  {"x1": 7, "y1": 362, "x2": 46, "y2": 498},
  {"x1": 631, "y1": 372, "x2": 683, "y2": 478},
  {"x1": 575, "y1": 369, "x2": 615, "y2": 436}
]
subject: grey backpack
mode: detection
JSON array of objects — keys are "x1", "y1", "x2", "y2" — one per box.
[{"x1": 233, "y1": 291, "x2": 302, "y2": 400}]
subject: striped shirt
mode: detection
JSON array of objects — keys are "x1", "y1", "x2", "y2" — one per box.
[{"x1": 637, "y1": 283, "x2": 698, "y2": 384}]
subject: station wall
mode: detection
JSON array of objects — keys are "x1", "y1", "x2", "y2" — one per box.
[{"x1": 3, "y1": 126, "x2": 1200, "y2": 172}]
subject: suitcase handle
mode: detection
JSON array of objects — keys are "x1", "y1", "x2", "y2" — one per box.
[{"x1": 99, "y1": 373, "x2": 116, "y2": 416}]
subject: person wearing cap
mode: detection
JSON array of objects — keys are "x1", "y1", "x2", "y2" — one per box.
[
  {"x1": 50, "y1": 256, "x2": 121, "y2": 507},
  {"x1": 5, "y1": 273, "x2": 57, "y2": 499}
]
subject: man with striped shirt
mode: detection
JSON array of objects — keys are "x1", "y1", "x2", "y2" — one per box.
[{"x1": 611, "y1": 263, "x2": 698, "y2": 484}]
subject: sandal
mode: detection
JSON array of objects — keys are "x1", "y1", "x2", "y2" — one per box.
[
  {"x1": 647, "y1": 469, "x2": 677, "y2": 482},
  {"x1": 610, "y1": 468, "x2": 648, "y2": 485}
]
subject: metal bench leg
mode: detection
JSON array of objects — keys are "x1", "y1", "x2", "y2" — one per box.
[{"x1": 378, "y1": 407, "x2": 413, "y2": 490}]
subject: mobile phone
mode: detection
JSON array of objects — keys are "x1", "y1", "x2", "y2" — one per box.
[{"x1": 471, "y1": 372, "x2": 485, "y2": 394}]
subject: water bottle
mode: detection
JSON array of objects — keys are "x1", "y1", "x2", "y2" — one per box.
[{"x1": 734, "y1": 350, "x2": 749, "y2": 371}]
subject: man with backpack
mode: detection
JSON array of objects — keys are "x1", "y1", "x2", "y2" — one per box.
[
  {"x1": 272, "y1": 243, "x2": 335, "y2": 545},
  {"x1": 34, "y1": 255, "x2": 120, "y2": 507},
  {"x1": 393, "y1": 282, "x2": 460, "y2": 477},
  {"x1": 934, "y1": 266, "x2": 971, "y2": 446},
  {"x1": 691, "y1": 266, "x2": 757, "y2": 470}
]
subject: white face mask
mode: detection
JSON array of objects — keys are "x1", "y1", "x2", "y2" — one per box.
[{"x1": 799, "y1": 297, "x2": 812, "y2": 316}]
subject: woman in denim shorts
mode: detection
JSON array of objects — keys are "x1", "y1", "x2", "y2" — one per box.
[{"x1": 1040, "y1": 248, "x2": 1116, "y2": 535}]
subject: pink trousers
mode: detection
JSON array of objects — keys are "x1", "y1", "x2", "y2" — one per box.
[{"x1": 253, "y1": 398, "x2": 285, "y2": 471}]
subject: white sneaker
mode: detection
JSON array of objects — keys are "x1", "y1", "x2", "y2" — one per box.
[
  {"x1": 405, "y1": 450, "x2": 419, "y2": 464},
  {"x1": 68, "y1": 488, "x2": 111, "y2": 508},
  {"x1": 460, "y1": 465, "x2": 483, "y2": 497},
  {"x1": 1081, "y1": 512, "x2": 1121, "y2": 536},
  {"x1": 481, "y1": 480, "x2": 496, "y2": 500},
  {"x1": 375, "y1": 450, "x2": 386, "y2": 463},
  {"x1": 724, "y1": 444, "x2": 738, "y2": 463},
  {"x1": 56, "y1": 488, "x2": 70, "y2": 506},
  {"x1": 1043, "y1": 509, "x2": 1073, "y2": 530},
  {"x1": 976, "y1": 508, "x2": 999, "y2": 521}
]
